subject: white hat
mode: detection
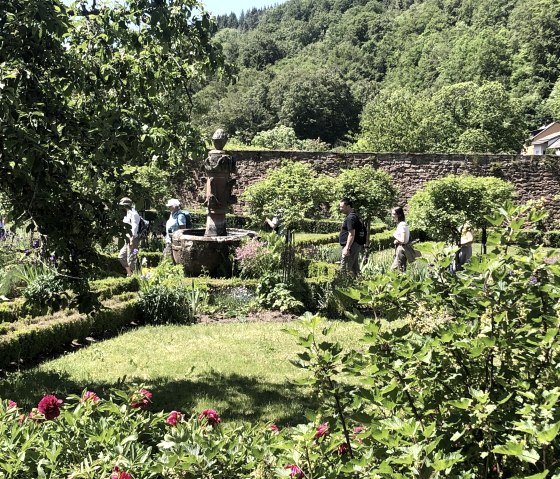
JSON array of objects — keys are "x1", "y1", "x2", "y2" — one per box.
[
  {"x1": 166, "y1": 198, "x2": 181, "y2": 207},
  {"x1": 119, "y1": 197, "x2": 133, "y2": 206}
]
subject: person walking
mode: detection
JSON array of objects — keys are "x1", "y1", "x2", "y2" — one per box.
[
  {"x1": 339, "y1": 198, "x2": 362, "y2": 277},
  {"x1": 118, "y1": 197, "x2": 141, "y2": 276},
  {"x1": 390, "y1": 206, "x2": 421, "y2": 271},
  {"x1": 163, "y1": 198, "x2": 192, "y2": 262}
]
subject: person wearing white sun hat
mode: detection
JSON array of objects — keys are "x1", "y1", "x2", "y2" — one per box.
[{"x1": 163, "y1": 198, "x2": 192, "y2": 261}]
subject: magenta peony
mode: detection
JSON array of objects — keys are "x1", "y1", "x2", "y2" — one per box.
[
  {"x1": 284, "y1": 464, "x2": 304, "y2": 478},
  {"x1": 198, "y1": 408, "x2": 221, "y2": 427},
  {"x1": 130, "y1": 388, "x2": 152, "y2": 409},
  {"x1": 166, "y1": 410, "x2": 183, "y2": 426},
  {"x1": 37, "y1": 394, "x2": 63, "y2": 420},
  {"x1": 7, "y1": 400, "x2": 17, "y2": 409},
  {"x1": 336, "y1": 443, "x2": 350, "y2": 455},
  {"x1": 111, "y1": 466, "x2": 133, "y2": 479},
  {"x1": 82, "y1": 391, "x2": 100, "y2": 403},
  {"x1": 314, "y1": 422, "x2": 329, "y2": 440}
]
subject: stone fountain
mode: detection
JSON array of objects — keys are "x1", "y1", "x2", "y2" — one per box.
[{"x1": 171, "y1": 129, "x2": 256, "y2": 277}]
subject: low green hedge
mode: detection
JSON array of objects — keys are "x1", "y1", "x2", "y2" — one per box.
[
  {"x1": 0, "y1": 298, "x2": 25, "y2": 324},
  {"x1": 90, "y1": 276, "x2": 141, "y2": 300},
  {"x1": 308, "y1": 261, "x2": 338, "y2": 280},
  {"x1": 0, "y1": 298, "x2": 139, "y2": 369}
]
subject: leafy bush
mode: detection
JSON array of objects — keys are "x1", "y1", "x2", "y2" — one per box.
[
  {"x1": 333, "y1": 165, "x2": 398, "y2": 224},
  {"x1": 250, "y1": 125, "x2": 330, "y2": 151},
  {"x1": 234, "y1": 233, "x2": 285, "y2": 279},
  {"x1": 408, "y1": 174, "x2": 515, "y2": 245},
  {"x1": 22, "y1": 271, "x2": 69, "y2": 316},
  {"x1": 292, "y1": 202, "x2": 560, "y2": 477},
  {"x1": 138, "y1": 282, "x2": 204, "y2": 325},
  {"x1": 241, "y1": 161, "x2": 334, "y2": 228},
  {"x1": 256, "y1": 273, "x2": 303, "y2": 313}
]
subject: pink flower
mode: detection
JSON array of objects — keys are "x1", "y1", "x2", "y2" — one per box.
[
  {"x1": 166, "y1": 410, "x2": 183, "y2": 426},
  {"x1": 130, "y1": 388, "x2": 152, "y2": 409},
  {"x1": 198, "y1": 408, "x2": 221, "y2": 427},
  {"x1": 234, "y1": 241, "x2": 262, "y2": 261},
  {"x1": 37, "y1": 395, "x2": 63, "y2": 420},
  {"x1": 82, "y1": 391, "x2": 100, "y2": 403},
  {"x1": 336, "y1": 442, "x2": 350, "y2": 455},
  {"x1": 314, "y1": 422, "x2": 329, "y2": 440},
  {"x1": 284, "y1": 464, "x2": 304, "y2": 478},
  {"x1": 269, "y1": 423, "x2": 279, "y2": 433},
  {"x1": 353, "y1": 425, "x2": 364, "y2": 434},
  {"x1": 7, "y1": 400, "x2": 17, "y2": 409},
  {"x1": 111, "y1": 466, "x2": 133, "y2": 479}
]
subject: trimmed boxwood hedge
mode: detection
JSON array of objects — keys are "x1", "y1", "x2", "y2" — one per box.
[{"x1": 0, "y1": 298, "x2": 139, "y2": 369}]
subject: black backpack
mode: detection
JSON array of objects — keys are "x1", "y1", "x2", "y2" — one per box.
[
  {"x1": 355, "y1": 217, "x2": 367, "y2": 245},
  {"x1": 137, "y1": 216, "x2": 150, "y2": 239}
]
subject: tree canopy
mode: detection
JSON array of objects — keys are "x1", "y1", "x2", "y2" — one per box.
[
  {"x1": 0, "y1": 0, "x2": 224, "y2": 277},
  {"x1": 408, "y1": 175, "x2": 515, "y2": 245},
  {"x1": 194, "y1": 0, "x2": 560, "y2": 151}
]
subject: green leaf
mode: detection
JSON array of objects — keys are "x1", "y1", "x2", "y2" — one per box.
[{"x1": 537, "y1": 421, "x2": 560, "y2": 444}]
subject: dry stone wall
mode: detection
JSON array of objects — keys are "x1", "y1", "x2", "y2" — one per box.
[{"x1": 182, "y1": 150, "x2": 560, "y2": 224}]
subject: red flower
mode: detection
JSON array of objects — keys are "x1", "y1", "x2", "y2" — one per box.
[
  {"x1": 336, "y1": 442, "x2": 350, "y2": 455},
  {"x1": 111, "y1": 466, "x2": 133, "y2": 479},
  {"x1": 198, "y1": 408, "x2": 221, "y2": 427},
  {"x1": 284, "y1": 464, "x2": 304, "y2": 478},
  {"x1": 82, "y1": 391, "x2": 100, "y2": 403},
  {"x1": 37, "y1": 395, "x2": 63, "y2": 420},
  {"x1": 166, "y1": 410, "x2": 183, "y2": 426},
  {"x1": 269, "y1": 423, "x2": 279, "y2": 433},
  {"x1": 314, "y1": 422, "x2": 329, "y2": 440},
  {"x1": 130, "y1": 388, "x2": 152, "y2": 409},
  {"x1": 7, "y1": 400, "x2": 17, "y2": 409}
]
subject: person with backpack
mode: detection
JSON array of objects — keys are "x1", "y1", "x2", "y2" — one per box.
[
  {"x1": 339, "y1": 198, "x2": 365, "y2": 277},
  {"x1": 163, "y1": 198, "x2": 192, "y2": 262},
  {"x1": 118, "y1": 197, "x2": 141, "y2": 276}
]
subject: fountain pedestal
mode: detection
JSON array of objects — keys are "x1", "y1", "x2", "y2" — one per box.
[{"x1": 171, "y1": 130, "x2": 255, "y2": 277}]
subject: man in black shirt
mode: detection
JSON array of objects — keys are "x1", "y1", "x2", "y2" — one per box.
[{"x1": 339, "y1": 198, "x2": 362, "y2": 276}]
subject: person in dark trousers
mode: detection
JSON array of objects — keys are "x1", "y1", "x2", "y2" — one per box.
[{"x1": 339, "y1": 198, "x2": 362, "y2": 277}]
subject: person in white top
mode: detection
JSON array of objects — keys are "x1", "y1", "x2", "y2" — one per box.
[
  {"x1": 391, "y1": 206, "x2": 411, "y2": 271},
  {"x1": 118, "y1": 197, "x2": 141, "y2": 276}
]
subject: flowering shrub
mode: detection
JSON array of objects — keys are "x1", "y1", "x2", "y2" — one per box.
[{"x1": 234, "y1": 237, "x2": 281, "y2": 279}]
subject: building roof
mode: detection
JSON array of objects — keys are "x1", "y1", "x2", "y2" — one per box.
[{"x1": 532, "y1": 131, "x2": 560, "y2": 145}]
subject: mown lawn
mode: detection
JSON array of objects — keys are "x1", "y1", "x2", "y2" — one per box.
[{"x1": 0, "y1": 320, "x2": 363, "y2": 426}]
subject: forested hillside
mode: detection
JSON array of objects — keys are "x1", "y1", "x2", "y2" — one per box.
[{"x1": 194, "y1": 0, "x2": 560, "y2": 153}]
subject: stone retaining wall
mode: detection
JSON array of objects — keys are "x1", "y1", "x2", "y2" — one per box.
[{"x1": 182, "y1": 150, "x2": 560, "y2": 224}]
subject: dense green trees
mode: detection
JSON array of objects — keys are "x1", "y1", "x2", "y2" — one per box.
[
  {"x1": 1, "y1": 0, "x2": 223, "y2": 276},
  {"x1": 194, "y1": 0, "x2": 560, "y2": 151}
]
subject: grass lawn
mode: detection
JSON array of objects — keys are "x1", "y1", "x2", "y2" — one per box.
[{"x1": 0, "y1": 320, "x2": 363, "y2": 426}]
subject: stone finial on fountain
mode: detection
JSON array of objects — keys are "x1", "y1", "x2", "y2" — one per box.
[{"x1": 211, "y1": 128, "x2": 228, "y2": 152}]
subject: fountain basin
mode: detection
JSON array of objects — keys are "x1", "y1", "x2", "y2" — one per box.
[{"x1": 171, "y1": 228, "x2": 257, "y2": 277}]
